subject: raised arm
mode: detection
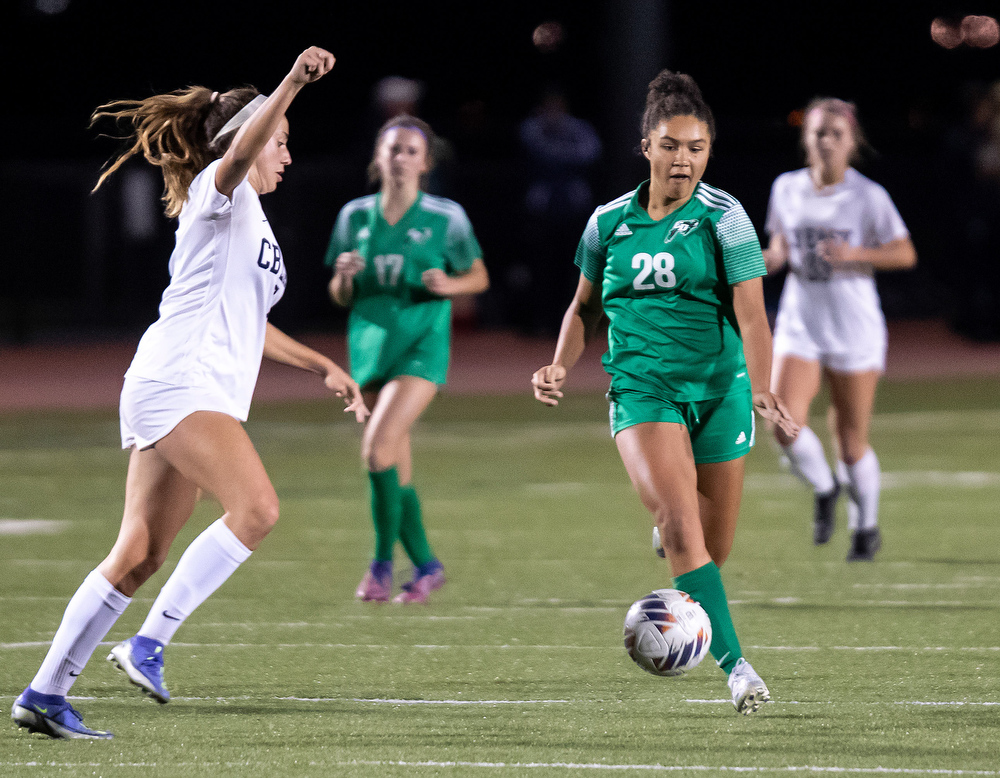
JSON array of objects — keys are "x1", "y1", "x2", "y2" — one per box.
[
  {"x1": 532, "y1": 274, "x2": 603, "y2": 406},
  {"x1": 215, "y1": 47, "x2": 335, "y2": 198},
  {"x1": 731, "y1": 276, "x2": 798, "y2": 439}
]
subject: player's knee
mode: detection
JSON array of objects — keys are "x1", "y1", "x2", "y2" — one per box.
[
  {"x1": 235, "y1": 490, "x2": 280, "y2": 539},
  {"x1": 838, "y1": 435, "x2": 869, "y2": 465},
  {"x1": 254, "y1": 493, "x2": 281, "y2": 532},
  {"x1": 364, "y1": 441, "x2": 396, "y2": 472}
]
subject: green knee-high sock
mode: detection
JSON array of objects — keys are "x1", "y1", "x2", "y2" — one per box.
[
  {"x1": 398, "y1": 485, "x2": 435, "y2": 568},
  {"x1": 674, "y1": 561, "x2": 743, "y2": 674},
  {"x1": 369, "y1": 468, "x2": 403, "y2": 562}
]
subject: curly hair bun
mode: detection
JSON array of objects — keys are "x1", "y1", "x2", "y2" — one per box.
[{"x1": 641, "y1": 69, "x2": 715, "y2": 141}]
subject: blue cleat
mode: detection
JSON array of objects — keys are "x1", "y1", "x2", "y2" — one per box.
[
  {"x1": 107, "y1": 635, "x2": 170, "y2": 703},
  {"x1": 11, "y1": 687, "x2": 113, "y2": 739}
]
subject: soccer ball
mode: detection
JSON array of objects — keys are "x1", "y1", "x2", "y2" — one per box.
[{"x1": 623, "y1": 589, "x2": 712, "y2": 677}]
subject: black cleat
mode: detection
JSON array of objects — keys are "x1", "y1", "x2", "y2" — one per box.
[
  {"x1": 813, "y1": 483, "x2": 840, "y2": 545},
  {"x1": 846, "y1": 527, "x2": 882, "y2": 562}
]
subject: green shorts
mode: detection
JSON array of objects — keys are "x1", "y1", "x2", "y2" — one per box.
[
  {"x1": 608, "y1": 388, "x2": 755, "y2": 464},
  {"x1": 348, "y1": 299, "x2": 451, "y2": 388}
]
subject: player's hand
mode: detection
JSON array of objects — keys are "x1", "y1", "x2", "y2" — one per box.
[
  {"x1": 532, "y1": 364, "x2": 567, "y2": 406},
  {"x1": 335, "y1": 251, "x2": 365, "y2": 279},
  {"x1": 421, "y1": 268, "x2": 455, "y2": 296},
  {"x1": 324, "y1": 363, "x2": 369, "y2": 423},
  {"x1": 816, "y1": 237, "x2": 860, "y2": 266},
  {"x1": 289, "y1": 47, "x2": 336, "y2": 85},
  {"x1": 752, "y1": 391, "x2": 799, "y2": 440}
]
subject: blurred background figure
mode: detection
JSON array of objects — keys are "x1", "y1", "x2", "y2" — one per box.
[
  {"x1": 942, "y1": 80, "x2": 1000, "y2": 340},
  {"x1": 327, "y1": 115, "x2": 489, "y2": 605},
  {"x1": 764, "y1": 98, "x2": 916, "y2": 562},
  {"x1": 368, "y1": 75, "x2": 457, "y2": 199},
  {"x1": 513, "y1": 87, "x2": 602, "y2": 335}
]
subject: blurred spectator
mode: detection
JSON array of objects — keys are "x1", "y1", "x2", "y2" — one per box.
[
  {"x1": 514, "y1": 88, "x2": 602, "y2": 335},
  {"x1": 364, "y1": 76, "x2": 456, "y2": 198},
  {"x1": 944, "y1": 81, "x2": 1000, "y2": 340}
]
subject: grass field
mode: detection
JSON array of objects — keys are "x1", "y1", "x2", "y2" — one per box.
[{"x1": 1, "y1": 379, "x2": 999, "y2": 776}]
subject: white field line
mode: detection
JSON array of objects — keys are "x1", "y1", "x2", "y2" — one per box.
[
  {"x1": 285, "y1": 697, "x2": 569, "y2": 704},
  {"x1": 4, "y1": 759, "x2": 991, "y2": 775},
  {"x1": 336, "y1": 762, "x2": 1000, "y2": 774},
  {"x1": 854, "y1": 582, "x2": 1000, "y2": 589},
  {"x1": 743, "y1": 471, "x2": 1000, "y2": 491},
  {"x1": 18, "y1": 695, "x2": 1000, "y2": 709},
  {"x1": 4, "y1": 641, "x2": 1000, "y2": 653},
  {"x1": 0, "y1": 519, "x2": 68, "y2": 535}
]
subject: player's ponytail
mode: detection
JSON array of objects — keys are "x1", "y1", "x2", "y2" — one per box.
[
  {"x1": 641, "y1": 70, "x2": 716, "y2": 144},
  {"x1": 90, "y1": 86, "x2": 260, "y2": 218}
]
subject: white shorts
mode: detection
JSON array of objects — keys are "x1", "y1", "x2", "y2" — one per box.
[
  {"x1": 119, "y1": 375, "x2": 242, "y2": 450},
  {"x1": 773, "y1": 312, "x2": 887, "y2": 373}
]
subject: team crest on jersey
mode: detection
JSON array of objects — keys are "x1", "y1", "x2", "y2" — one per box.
[
  {"x1": 614, "y1": 223, "x2": 633, "y2": 237},
  {"x1": 665, "y1": 219, "x2": 699, "y2": 243},
  {"x1": 407, "y1": 228, "x2": 433, "y2": 244}
]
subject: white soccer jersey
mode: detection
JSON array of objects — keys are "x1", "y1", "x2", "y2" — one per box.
[
  {"x1": 125, "y1": 159, "x2": 287, "y2": 420},
  {"x1": 766, "y1": 167, "x2": 909, "y2": 368}
]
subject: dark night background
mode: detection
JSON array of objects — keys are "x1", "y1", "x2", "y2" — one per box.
[{"x1": 4, "y1": 0, "x2": 1000, "y2": 343}]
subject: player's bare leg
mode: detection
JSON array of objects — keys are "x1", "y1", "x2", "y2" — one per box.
[
  {"x1": 772, "y1": 354, "x2": 839, "y2": 542},
  {"x1": 826, "y1": 369, "x2": 882, "y2": 560},
  {"x1": 359, "y1": 376, "x2": 442, "y2": 602}
]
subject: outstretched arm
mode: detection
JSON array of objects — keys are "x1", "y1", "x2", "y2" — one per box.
[
  {"x1": 731, "y1": 276, "x2": 798, "y2": 439},
  {"x1": 532, "y1": 274, "x2": 603, "y2": 406},
  {"x1": 263, "y1": 323, "x2": 368, "y2": 422},
  {"x1": 216, "y1": 47, "x2": 335, "y2": 198}
]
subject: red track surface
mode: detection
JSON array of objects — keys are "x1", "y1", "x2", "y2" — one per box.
[{"x1": 1, "y1": 321, "x2": 998, "y2": 412}]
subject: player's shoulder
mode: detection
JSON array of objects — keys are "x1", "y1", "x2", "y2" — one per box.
[
  {"x1": 693, "y1": 182, "x2": 745, "y2": 218},
  {"x1": 772, "y1": 167, "x2": 811, "y2": 192},
  {"x1": 418, "y1": 193, "x2": 469, "y2": 222},
  {"x1": 339, "y1": 194, "x2": 378, "y2": 219},
  {"x1": 589, "y1": 189, "x2": 635, "y2": 232},
  {"x1": 594, "y1": 189, "x2": 634, "y2": 219},
  {"x1": 844, "y1": 167, "x2": 893, "y2": 199}
]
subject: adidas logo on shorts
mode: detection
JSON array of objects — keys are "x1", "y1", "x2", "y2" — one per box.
[{"x1": 735, "y1": 431, "x2": 747, "y2": 444}]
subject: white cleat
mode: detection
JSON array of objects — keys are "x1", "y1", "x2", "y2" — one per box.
[
  {"x1": 652, "y1": 526, "x2": 665, "y2": 558},
  {"x1": 727, "y1": 657, "x2": 771, "y2": 715}
]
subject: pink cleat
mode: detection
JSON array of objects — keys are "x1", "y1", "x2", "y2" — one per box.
[
  {"x1": 355, "y1": 570, "x2": 391, "y2": 602},
  {"x1": 392, "y1": 567, "x2": 446, "y2": 604}
]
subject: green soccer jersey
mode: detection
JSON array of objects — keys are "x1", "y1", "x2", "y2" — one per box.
[
  {"x1": 325, "y1": 191, "x2": 482, "y2": 387},
  {"x1": 575, "y1": 180, "x2": 766, "y2": 401}
]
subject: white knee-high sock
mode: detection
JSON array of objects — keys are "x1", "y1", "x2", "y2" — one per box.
[
  {"x1": 782, "y1": 426, "x2": 836, "y2": 494},
  {"x1": 137, "y1": 518, "x2": 252, "y2": 645},
  {"x1": 836, "y1": 460, "x2": 859, "y2": 530},
  {"x1": 840, "y1": 449, "x2": 881, "y2": 531},
  {"x1": 31, "y1": 570, "x2": 131, "y2": 696}
]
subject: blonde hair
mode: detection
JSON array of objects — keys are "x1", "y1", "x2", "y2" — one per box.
[
  {"x1": 91, "y1": 86, "x2": 259, "y2": 218},
  {"x1": 801, "y1": 97, "x2": 873, "y2": 165}
]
